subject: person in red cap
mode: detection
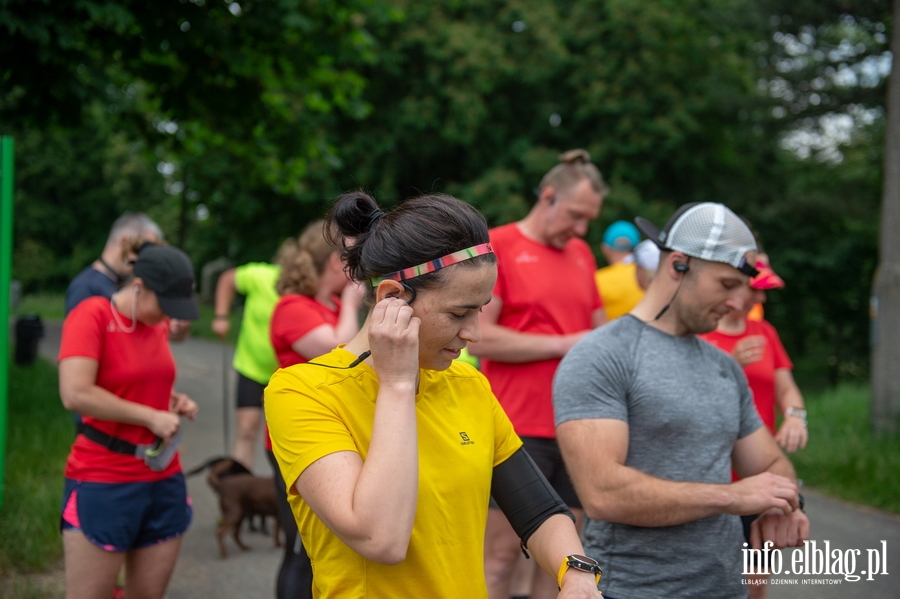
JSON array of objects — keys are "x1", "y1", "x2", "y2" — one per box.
[
  {"x1": 698, "y1": 254, "x2": 807, "y2": 599},
  {"x1": 699, "y1": 255, "x2": 808, "y2": 453}
]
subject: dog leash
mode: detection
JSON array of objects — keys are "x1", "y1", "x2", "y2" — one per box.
[{"x1": 222, "y1": 343, "x2": 231, "y2": 454}]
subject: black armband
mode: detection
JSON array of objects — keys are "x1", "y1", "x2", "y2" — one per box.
[{"x1": 491, "y1": 447, "x2": 575, "y2": 557}]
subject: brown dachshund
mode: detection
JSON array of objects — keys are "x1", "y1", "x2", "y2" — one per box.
[{"x1": 186, "y1": 457, "x2": 282, "y2": 557}]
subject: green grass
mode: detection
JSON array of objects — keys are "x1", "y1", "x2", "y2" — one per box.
[
  {"x1": 791, "y1": 384, "x2": 900, "y2": 513},
  {"x1": 15, "y1": 294, "x2": 65, "y2": 321},
  {"x1": 0, "y1": 576, "x2": 63, "y2": 599},
  {"x1": 0, "y1": 358, "x2": 71, "y2": 574}
]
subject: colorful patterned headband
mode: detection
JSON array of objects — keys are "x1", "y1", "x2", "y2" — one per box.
[{"x1": 368, "y1": 243, "x2": 494, "y2": 286}]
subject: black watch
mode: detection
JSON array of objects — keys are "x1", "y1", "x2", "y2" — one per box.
[{"x1": 557, "y1": 554, "x2": 602, "y2": 589}]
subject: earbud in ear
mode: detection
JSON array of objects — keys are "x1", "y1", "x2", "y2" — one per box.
[
  {"x1": 133, "y1": 285, "x2": 140, "y2": 293},
  {"x1": 674, "y1": 262, "x2": 690, "y2": 273},
  {"x1": 549, "y1": 196, "x2": 557, "y2": 205}
]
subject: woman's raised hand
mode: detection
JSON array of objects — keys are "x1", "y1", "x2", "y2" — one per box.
[
  {"x1": 341, "y1": 280, "x2": 367, "y2": 309},
  {"x1": 368, "y1": 297, "x2": 420, "y2": 388}
]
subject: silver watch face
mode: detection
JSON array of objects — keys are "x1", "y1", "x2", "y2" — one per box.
[{"x1": 567, "y1": 554, "x2": 602, "y2": 573}]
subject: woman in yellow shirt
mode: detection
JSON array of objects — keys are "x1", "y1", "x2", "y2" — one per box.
[{"x1": 266, "y1": 191, "x2": 602, "y2": 599}]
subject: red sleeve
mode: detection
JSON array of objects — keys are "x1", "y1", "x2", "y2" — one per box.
[
  {"x1": 489, "y1": 227, "x2": 508, "y2": 302},
  {"x1": 763, "y1": 320, "x2": 793, "y2": 370},
  {"x1": 59, "y1": 298, "x2": 105, "y2": 362},
  {"x1": 271, "y1": 297, "x2": 332, "y2": 350},
  {"x1": 582, "y1": 243, "x2": 603, "y2": 310}
]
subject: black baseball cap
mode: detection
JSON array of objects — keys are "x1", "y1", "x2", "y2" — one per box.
[{"x1": 133, "y1": 244, "x2": 200, "y2": 320}]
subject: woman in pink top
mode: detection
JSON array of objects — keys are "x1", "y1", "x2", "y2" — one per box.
[{"x1": 265, "y1": 220, "x2": 363, "y2": 599}]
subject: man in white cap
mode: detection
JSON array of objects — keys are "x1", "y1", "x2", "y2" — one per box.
[{"x1": 554, "y1": 202, "x2": 809, "y2": 599}]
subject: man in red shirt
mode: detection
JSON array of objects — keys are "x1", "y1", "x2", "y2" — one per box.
[{"x1": 469, "y1": 149, "x2": 608, "y2": 599}]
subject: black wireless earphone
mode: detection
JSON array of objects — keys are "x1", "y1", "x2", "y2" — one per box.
[
  {"x1": 386, "y1": 282, "x2": 417, "y2": 305},
  {"x1": 548, "y1": 195, "x2": 557, "y2": 205},
  {"x1": 654, "y1": 257, "x2": 692, "y2": 320}
]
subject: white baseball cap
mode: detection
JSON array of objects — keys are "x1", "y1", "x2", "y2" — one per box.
[{"x1": 634, "y1": 203, "x2": 759, "y2": 277}]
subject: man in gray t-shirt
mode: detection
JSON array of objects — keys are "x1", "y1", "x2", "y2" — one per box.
[{"x1": 554, "y1": 203, "x2": 809, "y2": 599}]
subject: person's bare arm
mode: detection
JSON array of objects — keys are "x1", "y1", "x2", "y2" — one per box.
[
  {"x1": 732, "y1": 425, "x2": 810, "y2": 548},
  {"x1": 168, "y1": 319, "x2": 191, "y2": 342},
  {"x1": 293, "y1": 298, "x2": 420, "y2": 564},
  {"x1": 591, "y1": 306, "x2": 607, "y2": 328},
  {"x1": 557, "y1": 418, "x2": 799, "y2": 527},
  {"x1": 60, "y1": 357, "x2": 180, "y2": 441},
  {"x1": 212, "y1": 268, "x2": 238, "y2": 340},
  {"x1": 525, "y1": 514, "x2": 603, "y2": 598},
  {"x1": 467, "y1": 296, "x2": 588, "y2": 363},
  {"x1": 773, "y1": 368, "x2": 808, "y2": 452}
]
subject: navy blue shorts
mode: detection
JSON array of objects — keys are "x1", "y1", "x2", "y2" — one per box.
[{"x1": 60, "y1": 473, "x2": 192, "y2": 552}]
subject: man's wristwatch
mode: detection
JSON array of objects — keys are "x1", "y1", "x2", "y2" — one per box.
[{"x1": 557, "y1": 554, "x2": 602, "y2": 589}]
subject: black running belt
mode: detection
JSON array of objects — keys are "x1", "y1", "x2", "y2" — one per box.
[{"x1": 76, "y1": 422, "x2": 139, "y2": 456}]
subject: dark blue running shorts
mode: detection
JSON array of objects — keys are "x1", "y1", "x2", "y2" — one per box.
[{"x1": 60, "y1": 473, "x2": 192, "y2": 552}]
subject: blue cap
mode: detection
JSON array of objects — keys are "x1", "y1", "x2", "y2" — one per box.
[{"x1": 602, "y1": 221, "x2": 640, "y2": 251}]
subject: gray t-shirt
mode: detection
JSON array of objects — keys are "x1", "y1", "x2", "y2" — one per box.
[{"x1": 554, "y1": 315, "x2": 761, "y2": 599}]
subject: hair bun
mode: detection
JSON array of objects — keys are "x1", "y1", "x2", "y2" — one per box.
[
  {"x1": 329, "y1": 190, "x2": 382, "y2": 238},
  {"x1": 558, "y1": 149, "x2": 591, "y2": 164}
]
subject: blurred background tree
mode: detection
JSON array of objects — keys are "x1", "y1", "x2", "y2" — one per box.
[{"x1": 0, "y1": 0, "x2": 892, "y2": 388}]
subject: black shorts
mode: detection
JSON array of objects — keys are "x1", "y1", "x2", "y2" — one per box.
[
  {"x1": 236, "y1": 373, "x2": 266, "y2": 409},
  {"x1": 491, "y1": 436, "x2": 581, "y2": 510}
]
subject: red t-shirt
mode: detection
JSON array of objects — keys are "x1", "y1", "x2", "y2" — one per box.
[
  {"x1": 59, "y1": 296, "x2": 181, "y2": 482},
  {"x1": 270, "y1": 294, "x2": 341, "y2": 369},
  {"x1": 265, "y1": 294, "x2": 341, "y2": 450},
  {"x1": 699, "y1": 319, "x2": 793, "y2": 433},
  {"x1": 480, "y1": 223, "x2": 602, "y2": 438}
]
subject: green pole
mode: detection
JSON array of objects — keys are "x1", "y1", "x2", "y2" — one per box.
[{"x1": 0, "y1": 136, "x2": 14, "y2": 511}]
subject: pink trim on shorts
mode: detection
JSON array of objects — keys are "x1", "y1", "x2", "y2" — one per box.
[{"x1": 62, "y1": 489, "x2": 81, "y2": 528}]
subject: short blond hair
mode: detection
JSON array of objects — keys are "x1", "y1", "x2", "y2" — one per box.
[{"x1": 275, "y1": 221, "x2": 340, "y2": 297}]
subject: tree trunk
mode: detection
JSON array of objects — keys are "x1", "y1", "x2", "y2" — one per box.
[{"x1": 871, "y1": 0, "x2": 900, "y2": 434}]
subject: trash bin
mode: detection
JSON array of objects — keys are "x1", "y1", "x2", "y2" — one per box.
[{"x1": 15, "y1": 313, "x2": 44, "y2": 365}]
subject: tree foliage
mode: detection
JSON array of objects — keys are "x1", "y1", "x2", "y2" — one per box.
[{"x1": 1, "y1": 0, "x2": 891, "y2": 386}]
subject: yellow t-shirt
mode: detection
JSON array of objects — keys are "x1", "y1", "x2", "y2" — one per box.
[
  {"x1": 595, "y1": 261, "x2": 644, "y2": 320},
  {"x1": 265, "y1": 347, "x2": 522, "y2": 599}
]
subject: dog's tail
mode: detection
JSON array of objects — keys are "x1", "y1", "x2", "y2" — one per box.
[
  {"x1": 185, "y1": 456, "x2": 254, "y2": 478},
  {"x1": 185, "y1": 456, "x2": 234, "y2": 477}
]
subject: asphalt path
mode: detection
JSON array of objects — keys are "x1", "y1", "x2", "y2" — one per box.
[{"x1": 37, "y1": 321, "x2": 900, "y2": 598}]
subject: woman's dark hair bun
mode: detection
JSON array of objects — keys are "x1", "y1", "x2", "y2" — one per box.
[{"x1": 327, "y1": 190, "x2": 382, "y2": 239}]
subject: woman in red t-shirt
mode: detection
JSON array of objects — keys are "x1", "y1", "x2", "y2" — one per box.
[
  {"x1": 700, "y1": 256, "x2": 808, "y2": 451},
  {"x1": 265, "y1": 220, "x2": 364, "y2": 599},
  {"x1": 58, "y1": 244, "x2": 200, "y2": 599}
]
